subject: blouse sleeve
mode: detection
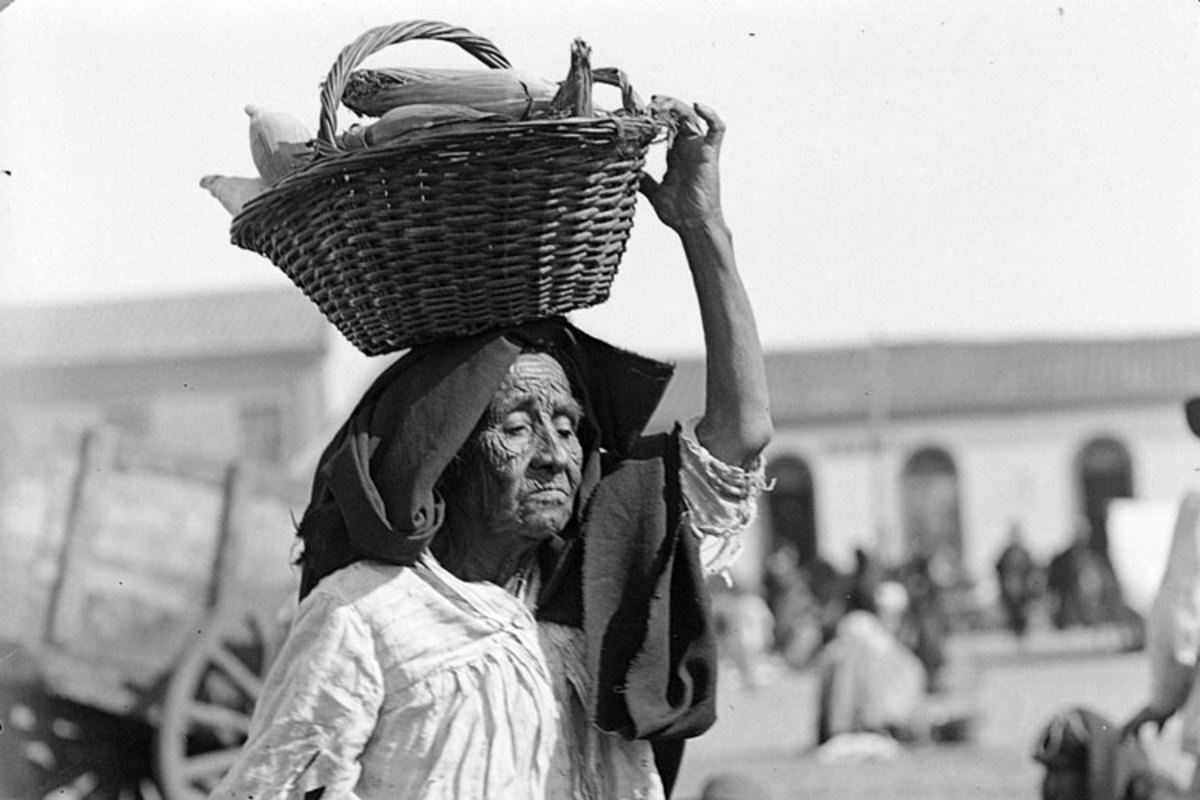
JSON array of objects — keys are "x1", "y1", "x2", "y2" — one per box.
[
  {"x1": 210, "y1": 587, "x2": 384, "y2": 800},
  {"x1": 676, "y1": 417, "x2": 771, "y2": 577}
]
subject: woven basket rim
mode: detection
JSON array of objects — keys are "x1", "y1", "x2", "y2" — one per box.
[{"x1": 233, "y1": 113, "x2": 662, "y2": 228}]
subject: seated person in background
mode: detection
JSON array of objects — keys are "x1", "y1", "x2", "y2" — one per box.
[{"x1": 816, "y1": 581, "x2": 928, "y2": 744}]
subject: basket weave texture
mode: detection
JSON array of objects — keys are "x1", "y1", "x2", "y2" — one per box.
[{"x1": 230, "y1": 21, "x2": 662, "y2": 356}]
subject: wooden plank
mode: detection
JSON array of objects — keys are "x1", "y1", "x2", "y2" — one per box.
[
  {"x1": 31, "y1": 427, "x2": 304, "y2": 705},
  {"x1": 113, "y1": 435, "x2": 309, "y2": 500},
  {"x1": 42, "y1": 429, "x2": 116, "y2": 647},
  {"x1": 207, "y1": 463, "x2": 246, "y2": 610},
  {"x1": 113, "y1": 436, "x2": 228, "y2": 487}
]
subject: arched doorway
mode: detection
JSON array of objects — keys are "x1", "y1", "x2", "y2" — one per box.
[
  {"x1": 765, "y1": 455, "x2": 817, "y2": 565},
  {"x1": 900, "y1": 447, "x2": 963, "y2": 570},
  {"x1": 1076, "y1": 437, "x2": 1133, "y2": 557}
]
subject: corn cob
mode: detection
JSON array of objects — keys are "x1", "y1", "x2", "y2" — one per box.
[
  {"x1": 363, "y1": 103, "x2": 503, "y2": 147},
  {"x1": 246, "y1": 105, "x2": 314, "y2": 184},
  {"x1": 339, "y1": 123, "x2": 369, "y2": 151},
  {"x1": 341, "y1": 68, "x2": 558, "y2": 120},
  {"x1": 200, "y1": 174, "x2": 266, "y2": 217}
]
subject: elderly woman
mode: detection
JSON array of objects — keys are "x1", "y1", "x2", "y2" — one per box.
[{"x1": 212, "y1": 97, "x2": 771, "y2": 800}]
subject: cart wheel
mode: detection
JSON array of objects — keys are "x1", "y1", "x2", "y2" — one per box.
[{"x1": 156, "y1": 605, "x2": 285, "y2": 800}]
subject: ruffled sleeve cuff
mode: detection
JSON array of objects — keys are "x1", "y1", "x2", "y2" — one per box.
[{"x1": 677, "y1": 417, "x2": 771, "y2": 577}]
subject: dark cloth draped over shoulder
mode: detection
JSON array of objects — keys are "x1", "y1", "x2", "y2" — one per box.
[{"x1": 294, "y1": 317, "x2": 718, "y2": 742}]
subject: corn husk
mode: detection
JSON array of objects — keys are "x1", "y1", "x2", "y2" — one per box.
[
  {"x1": 342, "y1": 67, "x2": 558, "y2": 120},
  {"x1": 549, "y1": 39, "x2": 592, "y2": 117},
  {"x1": 363, "y1": 103, "x2": 503, "y2": 147}
]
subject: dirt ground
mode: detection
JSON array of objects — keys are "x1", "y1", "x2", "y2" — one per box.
[{"x1": 672, "y1": 628, "x2": 1179, "y2": 800}]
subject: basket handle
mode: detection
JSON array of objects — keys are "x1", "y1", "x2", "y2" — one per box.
[
  {"x1": 592, "y1": 67, "x2": 645, "y2": 115},
  {"x1": 317, "y1": 20, "x2": 512, "y2": 147}
]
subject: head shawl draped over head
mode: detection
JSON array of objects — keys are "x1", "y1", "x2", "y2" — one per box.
[
  {"x1": 295, "y1": 317, "x2": 672, "y2": 596},
  {"x1": 294, "y1": 317, "x2": 717, "y2": 743}
]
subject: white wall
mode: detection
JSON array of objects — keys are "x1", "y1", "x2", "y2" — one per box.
[{"x1": 757, "y1": 398, "x2": 1200, "y2": 602}]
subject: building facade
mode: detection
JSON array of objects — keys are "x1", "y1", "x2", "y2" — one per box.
[
  {"x1": 6, "y1": 289, "x2": 1200, "y2": 608},
  {"x1": 649, "y1": 336, "x2": 1200, "y2": 604},
  {"x1": 0, "y1": 288, "x2": 336, "y2": 466}
]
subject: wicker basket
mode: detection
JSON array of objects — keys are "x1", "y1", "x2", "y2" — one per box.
[{"x1": 230, "y1": 20, "x2": 663, "y2": 356}]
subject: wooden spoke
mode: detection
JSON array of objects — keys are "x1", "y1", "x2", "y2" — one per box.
[
  {"x1": 158, "y1": 604, "x2": 285, "y2": 800},
  {"x1": 179, "y1": 701, "x2": 252, "y2": 734},
  {"x1": 178, "y1": 746, "x2": 242, "y2": 781},
  {"x1": 205, "y1": 641, "x2": 264, "y2": 699}
]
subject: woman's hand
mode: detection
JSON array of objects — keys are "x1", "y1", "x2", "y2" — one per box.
[
  {"x1": 640, "y1": 96, "x2": 726, "y2": 232},
  {"x1": 1120, "y1": 704, "x2": 1174, "y2": 740},
  {"x1": 638, "y1": 98, "x2": 771, "y2": 467}
]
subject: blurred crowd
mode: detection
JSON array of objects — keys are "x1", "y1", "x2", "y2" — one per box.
[{"x1": 707, "y1": 518, "x2": 1146, "y2": 754}]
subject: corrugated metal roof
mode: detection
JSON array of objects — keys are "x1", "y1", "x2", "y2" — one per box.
[
  {"x1": 1, "y1": 288, "x2": 330, "y2": 366},
  {"x1": 650, "y1": 334, "x2": 1200, "y2": 428}
]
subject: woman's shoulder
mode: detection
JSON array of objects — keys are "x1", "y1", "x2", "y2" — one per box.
[
  {"x1": 304, "y1": 560, "x2": 433, "y2": 617},
  {"x1": 299, "y1": 557, "x2": 535, "y2": 677}
]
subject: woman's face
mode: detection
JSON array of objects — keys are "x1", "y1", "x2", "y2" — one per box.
[{"x1": 467, "y1": 352, "x2": 585, "y2": 541}]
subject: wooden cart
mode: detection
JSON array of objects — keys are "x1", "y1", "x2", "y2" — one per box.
[{"x1": 0, "y1": 427, "x2": 308, "y2": 799}]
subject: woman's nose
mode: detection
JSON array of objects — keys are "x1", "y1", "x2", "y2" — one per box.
[{"x1": 531, "y1": 423, "x2": 570, "y2": 468}]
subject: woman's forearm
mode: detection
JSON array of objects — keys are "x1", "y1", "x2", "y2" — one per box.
[{"x1": 682, "y1": 218, "x2": 772, "y2": 468}]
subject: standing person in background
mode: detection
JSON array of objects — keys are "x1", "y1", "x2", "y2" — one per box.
[
  {"x1": 763, "y1": 543, "x2": 803, "y2": 650},
  {"x1": 1047, "y1": 517, "x2": 1106, "y2": 630},
  {"x1": 899, "y1": 551, "x2": 951, "y2": 693},
  {"x1": 995, "y1": 521, "x2": 1040, "y2": 644},
  {"x1": 211, "y1": 97, "x2": 772, "y2": 800},
  {"x1": 1121, "y1": 399, "x2": 1200, "y2": 796},
  {"x1": 711, "y1": 580, "x2": 776, "y2": 690},
  {"x1": 1122, "y1": 493, "x2": 1200, "y2": 793},
  {"x1": 845, "y1": 547, "x2": 884, "y2": 615}
]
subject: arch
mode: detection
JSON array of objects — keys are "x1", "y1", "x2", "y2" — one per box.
[
  {"x1": 900, "y1": 446, "x2": 963, "y2": 569},
  {"x1": 765, "y1": 455, "x2": 818, "y2": 565},
  {"x1": 1075, "y1": 436, "x2": 1134, "y2": 556}
]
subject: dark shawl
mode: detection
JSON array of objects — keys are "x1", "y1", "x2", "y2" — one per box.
[{"x1": 295, "y1": 318, "x2": 719, "y2": 745}]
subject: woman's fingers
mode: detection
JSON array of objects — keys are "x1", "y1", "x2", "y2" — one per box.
[
  {"x1": 694, "y1": 102, "x2": 726, "y2": 147},
  {"x1": 651, "y1": 95, "x2": 704, "y2": 137}
]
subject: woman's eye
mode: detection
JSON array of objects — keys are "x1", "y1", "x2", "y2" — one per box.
[{"x1": 553, "y1": 416, "x2": 577, "y2": 438}]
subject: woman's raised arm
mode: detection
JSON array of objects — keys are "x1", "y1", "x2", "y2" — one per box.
[{"x1": 640, "y1": 98, "x2": 772, "y2": 467}]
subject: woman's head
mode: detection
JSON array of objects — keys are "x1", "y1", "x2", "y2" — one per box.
[
  {"x1": 467, "y1": 351, "x2": 586, "y2": 541},
  {"x1": 432, "y1": 351, "x2": 588, "y2": 579},
  {"x1": 296, "y1": 318, "x2": 674, "y2": 595}
]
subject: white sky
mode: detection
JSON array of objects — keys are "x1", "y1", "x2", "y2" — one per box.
[{"x1": 2, "y1": 0, "x2": 1200, "y2": 357}]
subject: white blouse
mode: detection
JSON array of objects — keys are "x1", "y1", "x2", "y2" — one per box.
[{"x1": 211, "y1": 420, "x2": 767, "y2": 800}]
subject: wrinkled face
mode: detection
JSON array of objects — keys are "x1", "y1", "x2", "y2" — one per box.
[{"x1": 466, "y1": 352, "x2": 585, "y2": 541}]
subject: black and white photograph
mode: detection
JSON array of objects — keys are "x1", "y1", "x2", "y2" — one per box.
[{"x1": 3, "y1": 1, "x2": 1200, "y2": 798}]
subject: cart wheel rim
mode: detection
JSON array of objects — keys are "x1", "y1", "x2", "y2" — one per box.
[{"x1": 156, "y1": 605, "x2": 283, "y2": 800}]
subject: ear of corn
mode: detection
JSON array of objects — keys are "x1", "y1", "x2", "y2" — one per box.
[
  {"x1": 339, "y1": 124, "x2": 369, "y2": 152},
  {"x1": 246, "y1": 105, "x2": 314, "y2": 184},
  {"x1": 363, "y1": 104, "x2": 503, "y2": 147},
  {"x1": 342, "y1": 68, "x2": 558, "y2": 120},
  {"x1": 200, "y1": 174, "x2": 266, "y2": 217}
]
